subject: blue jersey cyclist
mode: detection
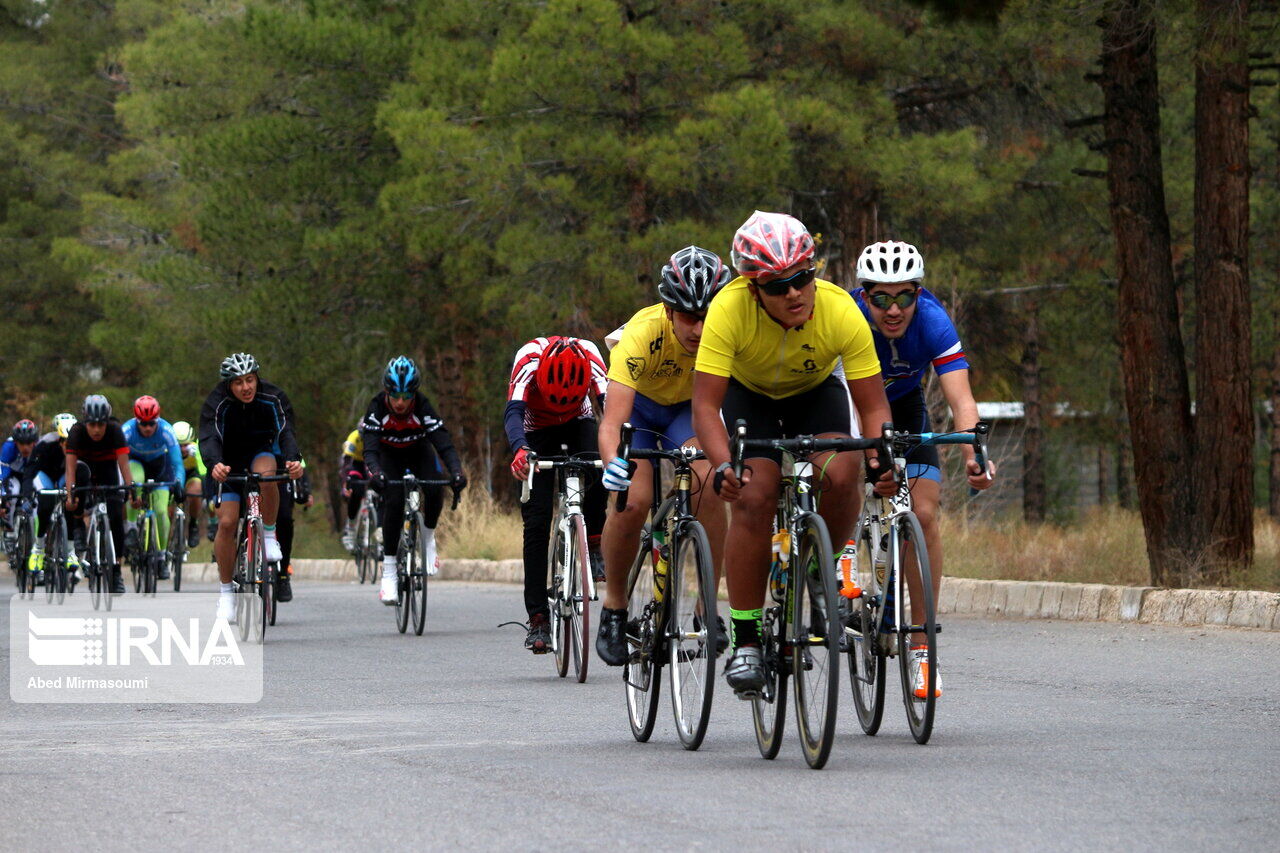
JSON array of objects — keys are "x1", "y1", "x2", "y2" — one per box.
[
  {"x1": 2, "y1": 418, "x2": 39, "y2": 504},
  {"x1": 122, "y1": 395, "x2": 185, "y2": 581},
  {"x1": 850, "y1": 240, "x2": 997, "y2": 699}
]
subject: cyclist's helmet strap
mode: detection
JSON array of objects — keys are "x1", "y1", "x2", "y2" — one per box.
[
  {"x1": 659, "y1": 245, "x2": 732, "y2": 314},
  {"x1": 383, "y1": 355, "x2": 420, "y2": 394},
  {"x1": 535, "y1": 338, "x2": 592, "y2": 412}
]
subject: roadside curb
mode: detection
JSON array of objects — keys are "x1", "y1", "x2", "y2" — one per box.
[{"x1": 180, "y1": 560, "x2": 1280, "y2": 631}]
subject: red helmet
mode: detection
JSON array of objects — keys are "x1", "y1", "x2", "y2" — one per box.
[
  {"x1": 133, "y1": 395, "x2": 161, "y2": 422},
  {"x1": 730, "y1": 210, "x2": 816, "y2": 279},
  {"x1": 535, "y1": 338, "x2": 592, "y2": 412}
]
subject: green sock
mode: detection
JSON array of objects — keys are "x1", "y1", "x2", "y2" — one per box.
[{"x1": 729, "y1": 607, "x2": 763, "y2": 648}]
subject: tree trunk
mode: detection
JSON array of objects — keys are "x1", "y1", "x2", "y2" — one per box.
[
  {"x1": 1021, "y1": 299, "x2": 1046, "y2": 522},
  {"x1": 831, "y1": 189, "x2": 879, "y2": 289},
  {"x1": 1193, "y1": 0, "x2": 1254, "y2": 580},
  {"x1": 1270, "y1": 335, "x2": 1280, "y2": 518},
  {"x1": 1097, "y1": 1, "x2": 1200, "y2": 586},
  {"x1": 1117, "y1": 427, "x2": 1134, "y2": 510}
]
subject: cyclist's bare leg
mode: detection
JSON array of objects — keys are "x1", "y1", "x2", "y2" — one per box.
[
  {"x1": 214, "y1": 499, "x2": 239, "y2": 584},
  {"x1": 253, "y1": 455, "x2": 280, "y2": 525},
  {"x1": 724, "y1": 460, "x2": 781, "y2": 616},
  {"x1": 185, "y1": 480, "x2": 202, "y2": 535},
  {"x1": 903, "y1": 476, "x2": 941, "y2": 645},
  {"x1": 601, "y1": 459, "x2": 653, "y2": 610},
  {"x1": 810, "y1": 439, "x2": 862, "y2": 549}
]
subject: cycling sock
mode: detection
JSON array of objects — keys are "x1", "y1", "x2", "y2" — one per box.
[
  {"x1": 264, "y1": 524, "x2": 276, "y2": 536},
  {"x1": 729, "y1": 607, "x2": 763, "y2": 648},
  {"x1": 382, "y1": 555, "x2": 396, "y2": 578},
  {"x1": 220, "y1": 582, "x2": 234, "y2": 594}
]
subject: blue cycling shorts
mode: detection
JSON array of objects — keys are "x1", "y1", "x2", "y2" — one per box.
[{"x1": 628, "y1": 393, "x2": 695, "y2": 452}]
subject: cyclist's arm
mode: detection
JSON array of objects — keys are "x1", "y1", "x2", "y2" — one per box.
[
  {"x1": 198, "y1": 391, "x2": 223, "y2": 470},
  {"x1": 691, "y1": 371, "x2": 731, "y2": 470},
  {"x1": 64, "y1": 450, "x2": 78, "y2": 492},
  {"x1": 598, "y1": 380, "x2": 636, "y2": 466},
  {"x1": 502, "y1": 400, "x2": 529, "y2": 452},
  {"x1": 421, "y1": 403, "x2": 463, "y2": 477},
  {"x1": 848, "y1": 374, "x2": 893, "y2": 493},
  {"x1": 163, "y1": 427, "x2": 185, "y2": 490},
  {"x1": 936, "y1": 368, "x2": 993, "y2": 487},
  {"x1": 273, "y1": 387, "x2": 303, "y2": 462}
]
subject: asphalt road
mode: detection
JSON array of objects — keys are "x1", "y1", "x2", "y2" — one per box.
[{"x1": 3, "y1": 580, "x2": 1277, "y2": 851}]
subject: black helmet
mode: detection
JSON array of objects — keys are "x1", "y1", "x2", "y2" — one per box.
[
  {"x1": 658, "y1": 246, "x2": 732, "y2": 314},
  {"x1": 82, "y1": 394, "x2": 112, "y2": 423},
  {"x1": 220, "y1": 352, "x2": 260, "y2": 380},
  {"x1": 11, "y1": 419, "x2": 38, "y2": 443}
]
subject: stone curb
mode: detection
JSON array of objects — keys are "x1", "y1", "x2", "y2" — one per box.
[{"x1": 179, "y1": 560, "x2": 1280, "y2": 631}]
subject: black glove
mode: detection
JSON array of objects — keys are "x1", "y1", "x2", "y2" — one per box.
[
  {"x1": 369, "y1": 470, "x2": 387, "y2": 493},
  {"x1": 451, "y1": 473, "x2": 468, "y2": 493}
]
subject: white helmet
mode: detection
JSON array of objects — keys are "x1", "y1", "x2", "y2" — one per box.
[{"x1": 855, "y1": 241, "x2": 924, "y2": 285}]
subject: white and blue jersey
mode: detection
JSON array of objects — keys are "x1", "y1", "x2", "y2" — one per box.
[
  {"x1": 850, "y1": 286, "x2": 970, "y2": 402},
  {"x1": 122, "y1": 417, "x2": 185, "y2": 488},
  {"x1": 1, "y1": 438, "x2": 32, "y2": 494}
]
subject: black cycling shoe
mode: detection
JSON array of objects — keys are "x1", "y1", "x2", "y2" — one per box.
[
  {"x1": 110, "y1": 564, "x2": 126, "y2": 595},
  {"x1": 124, "y1": 528, "x2": 139, "y2": 559},
  {"x1": 725, "y1": 645, "x2": 766, "y2": 696},
  {"x1": 158, "y1": 562, "x2": 171, "y2": 581},
  {"x1": 275, "y1": 571, "x2": 293, "y2": 603},
  {"x1": 206, "y1": 524, "x2": 216, "y2": 543},
  {"x1": 525, "y1": 612, "x2": 551, "y2": 654},
  {"x1": 595, "y1": 607, "x2": 628, "y2": 666},
  {"x1": 187, "y1": 527, "x2": 200, "y2": 550},
  {"x1": 715, "y1": 616, "x2": 730, "y2": 656}
]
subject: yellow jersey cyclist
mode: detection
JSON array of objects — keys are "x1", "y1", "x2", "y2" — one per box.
[
  {"x1": 692, "y1": 210, "x2": 892, "y2": 696},
  {"x1": 595, "y1": 246, "x2": 733, "y2": 665},
  {"x1": 122, "y1": 395, "x2": 185, "y2": 581},
  {"x1": 338, "y1": 427, "x2": 365, "y2": 551},
  {"x1": 851, "y1": 240, "x2": 997, "y2": 698},
  {"x1": 171, "y1": 420, "x2": 208, "y2": 549}
]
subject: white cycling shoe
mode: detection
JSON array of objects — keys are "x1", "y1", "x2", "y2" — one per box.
[
  {"x1": 215, "y1": 593, "x2": 237, "y2": 622},
  {"x1": 264, "y1": 535, "x2": 282, "y2": 563},
  {"x1": 379, "y1": 574, "x2": 399, "y2": 605},
  {"x1": 424, "y1": 537, "x2": 439, "y2": 577}
]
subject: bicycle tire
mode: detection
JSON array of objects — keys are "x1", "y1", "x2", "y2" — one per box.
[
  {"x1": 97, "y1": 515, "x2": 114, "y2": 612},
  {"x1": 549, "y1": 523, "x2": 569, "y2": 678},
  {"x1": 846, "y1": 516, "x2": 886, "y2": 734},
  {"x1": 87, "y1": 520, "x2": 103, "y2": 610},
  {"x1": 751, "y1": 605, "x2": 788, "y2": 760},
  {"x1": 792, "y1": 513, "x2": 840, "y2": 769},
  {"x1": 411, "y1": 512, "x2": 428, "y2": 635},
  {"x1": 355, "y1": 509, "x2": 371, "y2": 584},
  {"x1": 667, "y1": 519, "x2": 717, "y2": 751},
  {"x1": 394, "y1": 526, "x2": 410, "y2": 635},
  {"x1": 235, "y1": 535, "x2": 252, "y2": 642},
  {"x1": 170, "y1": 512, "x2": 186, "y2": 592},
  {"x1": 145, "y1": 518, "x2": 160, "y2": 596},
  {"x1": 894, "y1": 512, "x2": 937, "y2": 744},
  {"x1": 131, "y1": 517, "x2": 143, "y2": 593},
  {"x1": 252, "y1": 522, "x2": 269, "y2": 643},
  {"x1": 262, "y1": 556, "x2": 275, "y2": 632},
  {"x1": 624, "y1": 528, "x2": 662, "y2": 742},
  {"x1": 16, "y1": 515, "x2": 34, "y2": 598},
  {"x1": 45, "y1": 519, "x2": 63, "y2": 605},
  {"x1": 568, "y1": 513, "x2": 590, "y2": 683}
]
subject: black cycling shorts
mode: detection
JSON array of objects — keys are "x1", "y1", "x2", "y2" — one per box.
[
  {"x1": 721, "y1": 374, "x2": 853, "y2": 464},
  {"x1": 890, "y1": 388, "x2": 941, "y2": 477}
]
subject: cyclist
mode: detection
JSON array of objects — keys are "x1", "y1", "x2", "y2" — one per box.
[
  {"x1": 21, "y1": 413, "x2": 80, "y2": 583},
  {"x1": 691, "y1": 210, "x2": 891, "y2": 696},
  {"x1": 65, "y1": 395, "x2": 134, "y2": 594},
  {"x1": 2, "y1": 419, "x2": 40, "y2": 558},
  {"x1": 172, "y1": 420, "x2": 207, "y2": 548},
  {"x1": 122, "y1": 396, "x2": 185, "y2": 581},
  {"x1": 361, "y1": 356, "x2": 467, "y2": 605},
  {"x1": 851, "y1": 240, "x2": 997, "y2": 698},
  {"x1": 200, "y1": 353, "x2": 304, "y2": 621},
  {"x1": 506, "y1": 336, "x2": 608, "y2": 653},
  {"x1": 595, "y1": 246, "x2": 732, "y2": 665},
  {"x1": 338, "y1": 425, "x2": 365, "y2": 551}
]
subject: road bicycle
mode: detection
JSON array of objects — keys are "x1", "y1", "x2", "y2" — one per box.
[
  {"x1": 168, "y1": 499, "x2": 188, "y2": 592},
  {"x1": 5, "y1": 496, "x2": 36, "y2": 596},
  {"x1": 215, "y1": 472, "x2": 292, "y2": 644},
  {"x1": 729, "y1": 420, "x2": 887, "y2": 769},
  {"x1": 384, "y1": 473, "x2": 458, "y2": 635},
  {"x1": 843, "y1": 421, "x2": 991, "y2": 745},
  {"x1": 128, "y1": 480, "x2": 177, "y2": 596},
  {"x1": 350, "y1": 476, "x2": 381, "y2": 585},
  {"x1": 521, "y1": 449, "x2": 602, "y2": 683},
  {"x1": 614, "y1": 424, "x2": 718, "y2": 751},
  {"x1": 73, "y1": 483, "x2": 133, "y2": 611}
]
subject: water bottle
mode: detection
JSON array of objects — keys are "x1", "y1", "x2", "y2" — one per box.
[
  {"x1": 838, "y1": 539, "x2": 861, "y2": 599},
  {"x1": 770, "y1": 529, "x2": 790, "y2": 603},
  {"x1": 652, "y1": 528, "x2": 669, "y2": 603}
]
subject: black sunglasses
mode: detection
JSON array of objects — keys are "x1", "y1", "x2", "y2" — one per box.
[
  {"x1": 867, "y1": 289, "x2": 919, "y2": 310},
  {"x1": 756, "y1": 267, "x2": 816, "y2": 297}
]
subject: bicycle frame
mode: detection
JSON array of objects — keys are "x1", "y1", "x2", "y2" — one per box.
[{"x1": 521, "y1": 451, "x2": 602, "y2": 607}]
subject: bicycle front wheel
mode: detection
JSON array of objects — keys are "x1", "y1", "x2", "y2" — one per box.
[
  {"x1": 548, "y1": 522, "x2": 569, "y2": 678},
  {"x1": 355, "y1": 510, "x2": 372, "y2": 584},
  {"x1": 667, "y1": 520, "x2": 716, "y2": 751},
  {"x1": 47, "y1": 528, "x2": 67, "y2": 606},
  {"x1": 847, "y1": 518, "x2": 886, "y2": 735},
  {"x1": 16, "y1": 516, "x2": 34, "y2": 598},
  {"x1": 624, "y1": 528, "x2": 661, "y2": 742},
  {"x1": 792, "y1": 513, "x2": 840, "y2": 769},
  {"x1": 567, "y1": 514, "x2": 590, "y2": 683},
  {"x1": 96, "y1": 518, "x2": 114, "y2": 612},
  {"x1": 394, "y1": 527, "x2": 411, "y2": 634},
  {"x1": 170, "y1": 513, "x2": 186, "y2": 592},
  {"x1": 751, "y1": 606, "x2": 788, "y2": 760},
  {"x1": 894, "y1": 512, "x2": 937, "y2": 744},
  {"x1": 410, "y1": 513, "x2": 428, "y2": 635}
]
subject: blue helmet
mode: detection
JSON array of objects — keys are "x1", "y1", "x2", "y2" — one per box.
[{"x1": 383, "y1": 356, "x2": 419, "y2": 395}]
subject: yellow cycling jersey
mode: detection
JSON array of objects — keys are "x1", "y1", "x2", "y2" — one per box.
[
  {"x1": 606, "y1": 303, "x2": 697, "y2": 407},
  {"x1": 342, "y1": 429, "x2": 364, "y2": 462},
  {"x1": 695, "y1": 277, "x2": 881, "y2": 399}
]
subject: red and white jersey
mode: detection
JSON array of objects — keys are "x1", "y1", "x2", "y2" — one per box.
[{"x1": 508, "y1": 336, "x2": 608, "y2": 431}]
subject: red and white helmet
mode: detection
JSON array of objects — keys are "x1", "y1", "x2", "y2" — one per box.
[
  {"x1": 133, "y1": 395, "x2": 161, "y2": 422},
  {"x1": 535, "y1": 338, "x2": 592, "y2": 413},
  {"x1": 730, "y1": 211, "x2": 816, "y2": 279},
  {"x1": 856, "y1": 241, "x2": 924, "y2": 285}
]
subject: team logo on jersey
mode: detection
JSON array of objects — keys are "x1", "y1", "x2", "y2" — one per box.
[
  {"x1": 652, "y1": 359, "x2": 682, "y2": 379},
  {"x1": 801, "y1": 343, "x2": 816, "y2": 352},
  {"x1": 649, "y1": 334, "x2": 664, "y2": 355},
  {"x1": 791, "y1": 359, "x2": 819, "y2": 374},
  {"x1": 627, "y1": 357, "x2": 647, "y2": 380}
]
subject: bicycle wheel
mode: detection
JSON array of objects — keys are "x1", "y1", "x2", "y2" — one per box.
[
  {"x1": 262, "y1": 559, "x2": 275, "y2": 632},
  {"x1": 568, "y1": 514, "x2": 590, "y2": 683},
  {"x1": 846, "y1": 516, "x2": 886, "y2": 734},
  {"x1": 894, "y1": 512, "x2": 937, "y2": 744},
  {"x1": 792, "y1": 513, "x2": 840, "y2": 769},
  {"x1": 624, "y1": 529, "x2": 662, "y2": 742},
  {"x1": 170, "y1": 513, "x2": 186, "y2": 592},
  {"x1": 86, "y1": 521, "x2": 103, "y2": 610},
  {"x1": 410, "y1": 513, "x2": 428, "y2": 636},
  {"x1": 751, "y1": 605, "x2": 788, "y2": 760},
  {"x1": 235, "y1": 537, "x2": 252, "y2": 642},
  {"x1": 131, "y1": 521, "x2": 144, "y2": 593},
  {"x1": 145, "y1": 520, "x2": 160, "y2": 596},
  {"x1": 98, "y1": 516, "x2": 115, "y2": 613},
  {"x1": 16, "y1": 515, "x2": 34, "y2": 598},
  {"x1": 667, "y1": 520, "x2": 716, "y2": 751},
  {"x1": 548, "y1": 521, "x2": 569, "y2": 678},
  {"x1": 355, "y1": 509, "x2": 371, "y2": 584},
  {"x1": 394, "y1": 531, "x2": 410, "y2": 635}
]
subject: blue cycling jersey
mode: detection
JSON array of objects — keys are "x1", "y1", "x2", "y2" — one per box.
[
  {"x1": 0, "y1": 438, "x2": 32, "y2": 484},
  {"x1": 850, "y1": 286, "x2": 970, "y2": 403},
  {"x1": 122, "y1": 417, "x2": 185, "y2": 488}
]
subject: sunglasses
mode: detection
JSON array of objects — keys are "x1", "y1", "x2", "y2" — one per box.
[
  {"x1": 138, "y1": 420, "x2": 158, "y2": 428},
  {"x1": 867, "y1": 289, "x2": 919, "y2": 310},
  {"x1": 756, "y1": 267, "x2": 816, "y2": 297},
  {"x1": 388, "y1": 392, "x2": 414, "y2": 401}
]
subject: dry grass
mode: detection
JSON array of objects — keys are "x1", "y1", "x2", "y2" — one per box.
[
  {"x1": 436, "y1": 488, "x2": 524, "y2": 562},
  {"x1": 942, "y1": 507, "x2": 1280, "y2": 591}
]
